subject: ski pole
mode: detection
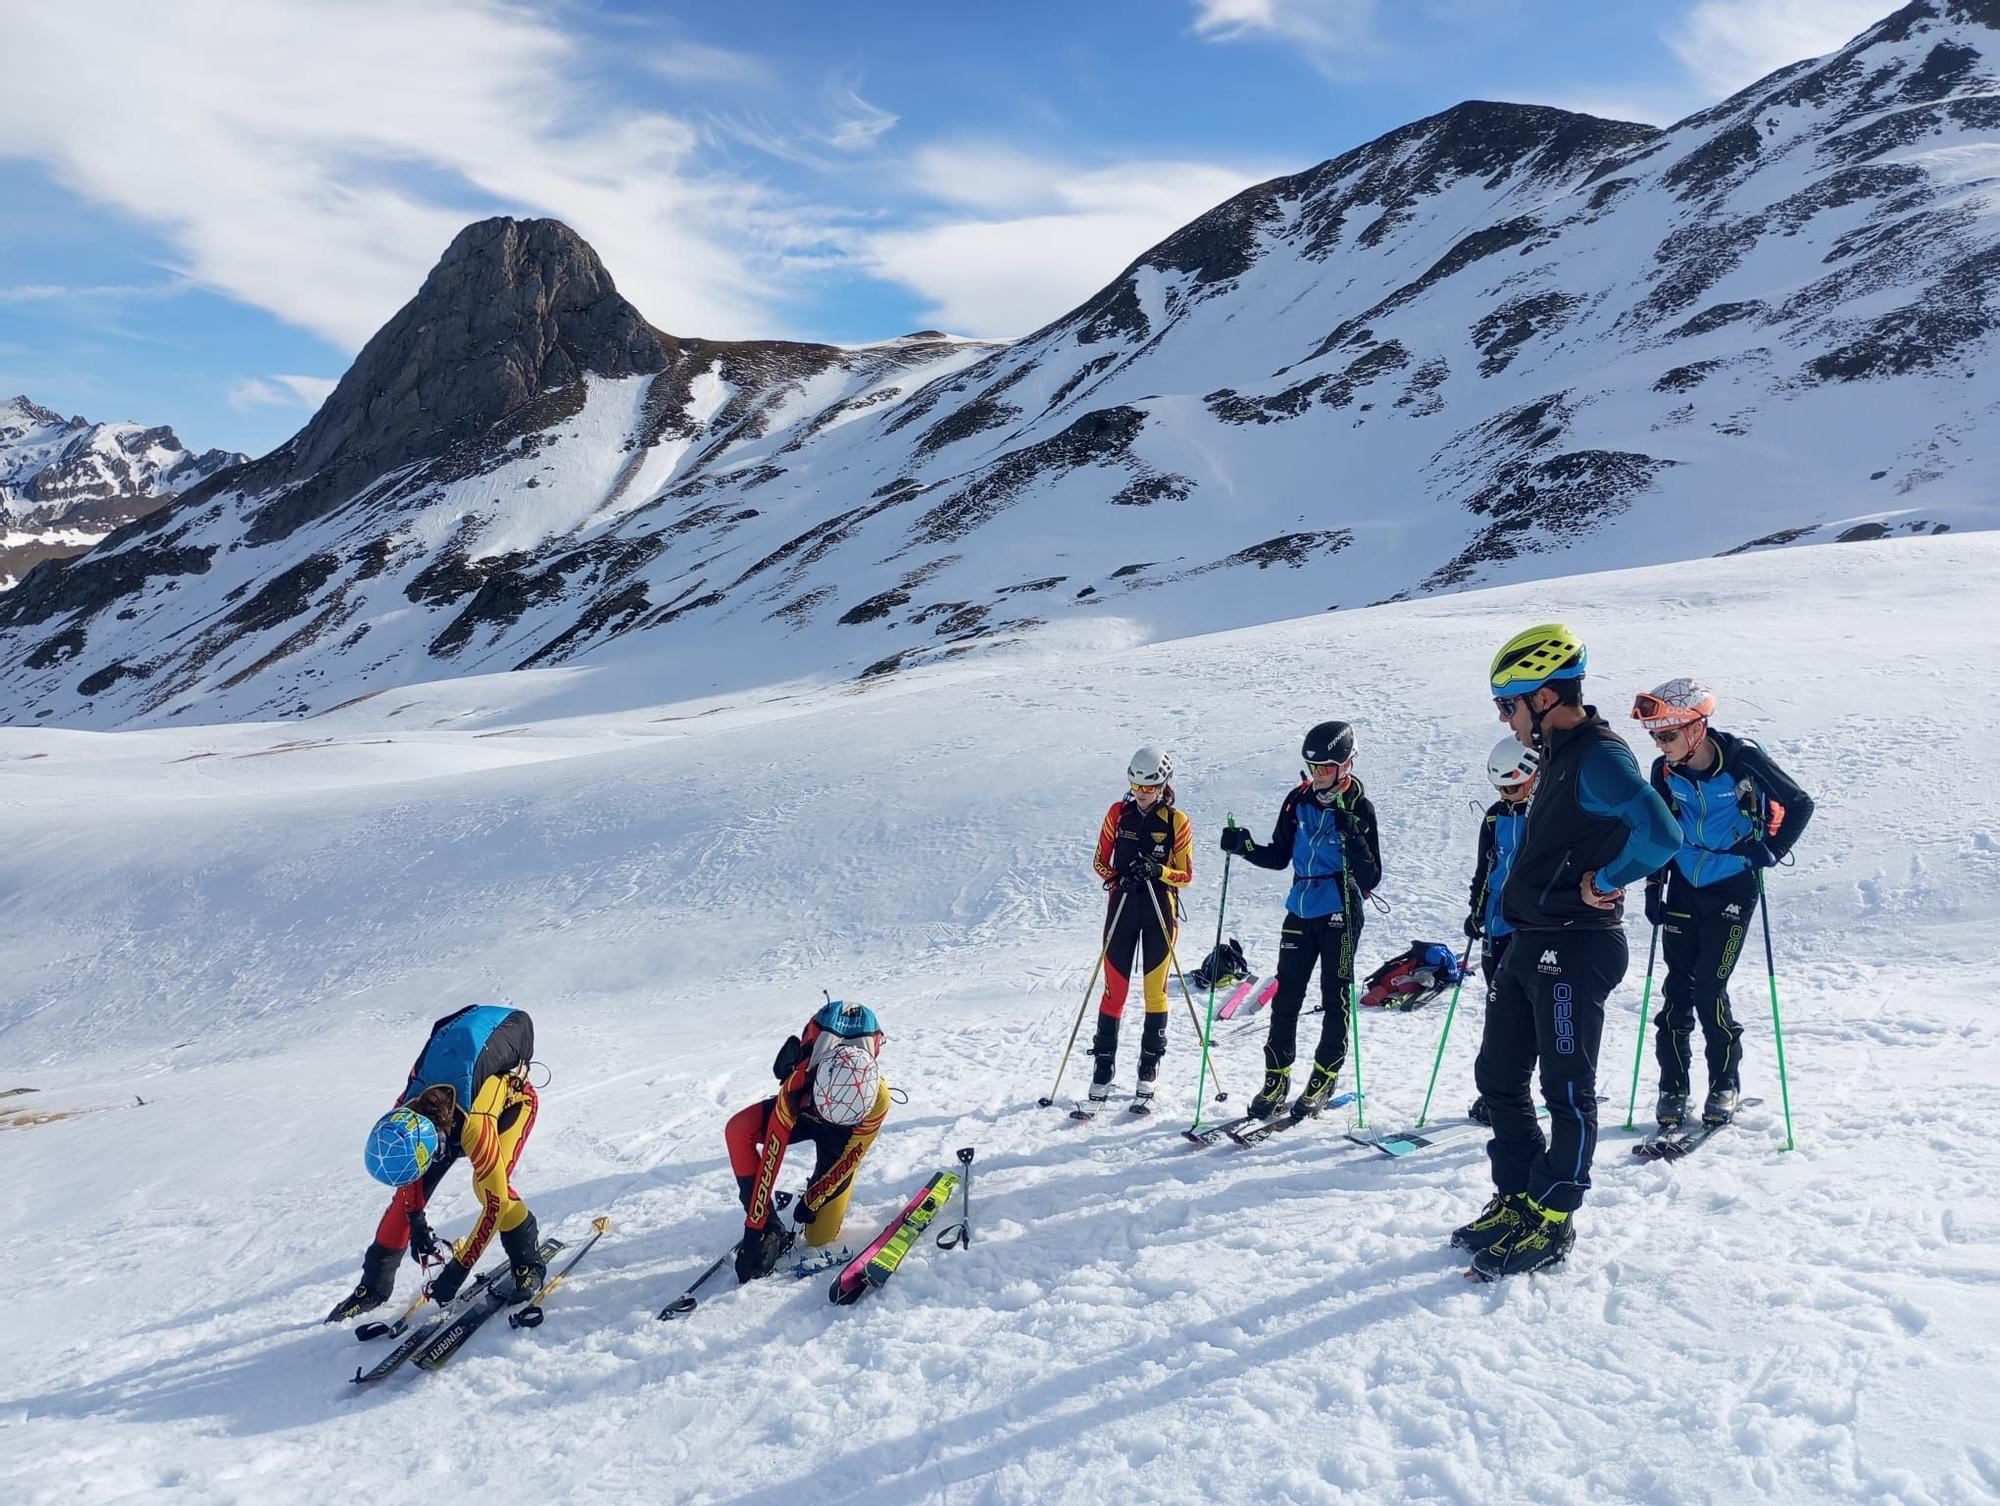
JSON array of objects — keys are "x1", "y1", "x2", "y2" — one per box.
[
  {"x1": 1187, "y1": 819, "x2": 1235, "y2": 1131},
  {"x1": 511, "y1": 1215, "x2": 611, "y2": 1329},
  {"x1": 660, "y1": 1194, "x2": 790, "y2": 1320},
  {"x1": 1417, "y1": 936, "x2": 1478, "y2": 1128},
  {"x1": 1348, "y1": 973, "x2": 1366, "y2": 1130},
  {"x1": 937, "y1": 1145, "x2": 975, "y2": 1249},
  {"x1": 1759, "y1": 870, "x2": 1796, "y2": 1151},
  {"x1": 1623, "y1": 922, "x2": 1660, "y2": 1130},
  {"x1": 1037, "y1": 889, "x2": 1130, "y2": 1107},
  {"x1": 1144, "y1": 874, "x2": 1230, "y2": 1104}
]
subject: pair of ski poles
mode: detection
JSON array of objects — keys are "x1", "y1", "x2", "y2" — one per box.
[{"x1": 1620, "y1": 871, "x2": 1796, "y2": 1149}]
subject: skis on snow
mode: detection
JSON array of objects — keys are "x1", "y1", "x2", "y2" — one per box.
[
  {"x1": 349, "y1": 1237, "x2": 565, "y2": 1385},
  {"x1": 830, "y1": 1170, "x2": 958, "y2": 1305},
  {"x1": 412, "y1": 1217, "x2": 611, "y2": 1372},
  {"x1": 1632, "y1": 1097, "x2": 1764, "y2": 1162}
]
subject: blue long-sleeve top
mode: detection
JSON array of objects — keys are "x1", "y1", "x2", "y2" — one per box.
[{"x1": 1576, "y1": 740, "x2": 1683, "y2": 893}]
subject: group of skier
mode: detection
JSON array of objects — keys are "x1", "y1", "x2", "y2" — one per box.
[
  {"x1": 327, "y1": 620, "x2": 1814, "y2": 1319},
  {"x1": 1085, "y1": 622, "x2": 1812, "y2": 1278}
]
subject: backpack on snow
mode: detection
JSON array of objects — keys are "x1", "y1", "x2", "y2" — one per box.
[
  {"x1": 1359, "y1": 941, "x2": 1464, "y2": 1011},
  {"x1": 1189, "y1": 937, "x2": 1251, "y2": 992}
]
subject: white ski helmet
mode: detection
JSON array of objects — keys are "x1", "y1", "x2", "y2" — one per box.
[
  {"x1": 811, "y1": 1042, "x2": 882, "y2": 1127},
  {"x1": 1127, "y1": 745, "x2": 1173, "y2": 785},
  {"x1": 1487, "y1": 736, "x2": 1541, "y2": 791}
]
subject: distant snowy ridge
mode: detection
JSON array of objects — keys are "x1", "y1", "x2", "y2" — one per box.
[
  {"x1": 0, "y1": 395, "x2": 243, "y2": 589},
  {"x1": 2, "y1": 0, "x2": 1997, "y2": 728}
]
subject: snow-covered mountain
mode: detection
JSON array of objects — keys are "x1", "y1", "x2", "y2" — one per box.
[
  {"x1": 0, "y1": 396, "x2": 243, "y2": 590},
  {"x1": 3, "y1": 532, "x2": 1995, "y2": 1504},
  {"x1": 3, "y1": 0, "x2": 1998, "y2": 728}
]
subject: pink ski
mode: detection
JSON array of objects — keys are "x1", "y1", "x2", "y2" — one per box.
[{"x1": 1215, "y1": 974, "x2": 1262, "y2": 1020}]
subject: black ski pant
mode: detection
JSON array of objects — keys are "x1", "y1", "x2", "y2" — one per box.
[
  {"x1": 1656, "y1": 868, "x2": 1756, "y2": 1097},
  {"x1": 1261, "y1": 906, "x2": 1361, "y2": 1076},
  {"x1": 1473, "y1": 927, "x2": 1626, "y2": 1214},
  {"x1": 1479, "y1": 932, "x2": 1512, "y2": 991}
]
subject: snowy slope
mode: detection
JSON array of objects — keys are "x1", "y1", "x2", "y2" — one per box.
[
  {"x1": 4, "y1": 1, "x2": 1998, "y2": 729},
  {"x1": 3, "y1": 534, "x2": 1996, "y2": 1506}
]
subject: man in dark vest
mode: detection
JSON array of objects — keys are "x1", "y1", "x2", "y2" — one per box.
[{"x1": 1451, "y1": 626, "x2": 1682, "y2": 1279}]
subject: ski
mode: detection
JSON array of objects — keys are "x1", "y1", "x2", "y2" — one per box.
[
  {"x1": 1069, "y1": 1089, "x2": 1124, "y2": 1122},
  {"x1": 412, "y1": 1217, "x2": 609, "y2": 1371},
  {"x1": 349, "y1": 1238, "x2": 563, "y2": 1385},
  {"x1": 1226, "y1": 1091, "x2": 1358, "y2": 1147},
  {"x1": 1213, "y1": 974, "x2": 1262, "y2": 1021},
  {"x1": 1633, "y1": 1097, "x2": 1764, "y2": 1162},
  {"x1": 830, "y1": 1171, "x2": 958, "y2": 1306},
  {"x1": 1183, "y1": 1113, "x2": 1262, "y2": 1146},
  {"x1": 1347, "y1": 1119, "x2": 1487, "y2": 1158},
  {"x1": 657, "y1": 1191, "x2": 793, "y2": 1321}
]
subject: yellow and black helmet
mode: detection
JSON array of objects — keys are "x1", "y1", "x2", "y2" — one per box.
[{"x1": 1490, "y1": 624, "x2": 1587, "y2": 697}]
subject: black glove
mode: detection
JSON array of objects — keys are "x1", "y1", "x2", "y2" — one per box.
[
  {"x1": 1219, "y1": 826, "x2": 1253, "y2": 857},
  {"x1": 735, "y1": 1222, "x2": 789, "y2": 1284},
  {"x1": 1462, "y1": 912, "x2": 1483, "y2": 940},
  {"x1": 771, "y1": 1034, "x2": 805, "y2": 1080},
  {"x1": 793, "y1": 1198, "x2": 817, "y2": 1236},
  {"x1": 1122, "y1": 855, "x2": 1162, "y2": 881},
  {"x1": 429, "y1": 1256, "x2": 471, "y2": 1305},
  {"x1": 407, "y1": 1210, "x2": 445, "y2": 1265},
  {"x1": 1730, "y1": 836, "x2": 1775, "y2": 869},
  {"x1": 1644, "y1": 883, "x2": 1667, "y2": 927}
]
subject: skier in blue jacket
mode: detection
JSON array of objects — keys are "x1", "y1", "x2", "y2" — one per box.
[
  {"x1": 1633, "y1": 679, "x2": 1815, "y2": 1129},
  {"x1": 1462, "y1": 736, "x2": 1539, "y2": 1124}
]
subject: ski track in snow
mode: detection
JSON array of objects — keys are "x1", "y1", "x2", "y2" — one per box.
[{"x1": 2, "y1": 536, "x2": 1997, "y2": 1505}]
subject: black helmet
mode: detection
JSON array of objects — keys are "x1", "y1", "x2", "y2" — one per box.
[{"x1": 1301, "y1": 720, "x2": 1354, "y2": 765}]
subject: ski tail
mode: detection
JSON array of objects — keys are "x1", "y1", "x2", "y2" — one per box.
[{"x1": 831, "y1": 1171, "x2": 958, "y2": 1303}]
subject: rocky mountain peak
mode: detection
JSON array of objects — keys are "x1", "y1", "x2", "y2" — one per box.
[{"x1": 224, "y1": 216, "x2": 672, "y2": 544}]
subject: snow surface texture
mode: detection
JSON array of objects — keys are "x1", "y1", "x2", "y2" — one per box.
[
  {"x1": 6, "y1": 2, "x2": 2000, "y2": 728},
  {"x1": 3, "y1": 534, "x2": 1996, "y2": 1505}
]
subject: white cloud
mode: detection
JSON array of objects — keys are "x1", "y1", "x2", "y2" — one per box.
[
  {"x1": 864, "y1": 148, "x2": 1272, "y2": 339},
  {"x1": 825, "y1": 89, "x2": 900, "y2": 153},
  {"x1": 643, "y1": 41, "x2": 777, "y2": 87},
  {"x1": 1188, "y1": 0, "x2": 1380, "y2": 75},
  {"x1": 228, "y1": 374, "x2": 340, "y2": 412},
  {"x1": 1667, "y1": 0, "x2": 1888, "y2": 100},
  {"x1": 0, "y1": 0, "x2": 836, "y2": 350}
]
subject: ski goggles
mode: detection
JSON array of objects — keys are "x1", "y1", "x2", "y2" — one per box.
[
  {"x1": 1129, "y1": 780, "x2": 1164, "y2": 795},
  {"x1": 1305, "y1": 758, "x2": 1351, "y2": 778}
]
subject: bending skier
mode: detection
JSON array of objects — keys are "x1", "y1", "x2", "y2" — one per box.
[
  {"x1": 1218, "y1": 721, "x2": 1382, "y2": 1120},
  {"x1": 1085, "y1": 745, "x2": 1195, "y2": 1112},
  {"x1": 1462, "y1": 736, "x2": 1539, "y2": 1124},
  {"x1": 1633, "y1": 679, "x2": 1815, "y2": 1128},
  {"x1": 329, "y1": 1004, "x2": 543, "y2": 1320},
  {"x1": 1452, "y1": 627, "x2": 1681, "y2": 1279},
  {"x1": 727, "y1": 999, "x2": 890, "y2": 1283}
]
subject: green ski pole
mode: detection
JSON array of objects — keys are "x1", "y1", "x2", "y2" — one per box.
[
  {"x1": 1187, "y1": 816, "x2": 1235, "y2": 1134},
  {"x1": 1417, "y1": 936, "x2": 1478, "y2": 1128},
  {"x1": 1759, "y1": 870, "x2": 1796, "y2": 1151},
  {"x1": 1624, "y1": 921, "x2": 1661, "y2": 1130}
]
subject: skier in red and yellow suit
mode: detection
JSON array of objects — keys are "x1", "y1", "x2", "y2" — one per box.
[
  {"x1": 1085, "y1": 745, "x2": 1194, "y2": 1109},
  {"x1": 726, "y1": 999, "x2": 891, "y2": 1282}
]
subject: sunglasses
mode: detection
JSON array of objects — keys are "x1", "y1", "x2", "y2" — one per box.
[
  {"x1": 1129, "y1": 781, "x2": 1163, "y2": 795},
  {"x1": 1306, "y1": 759, "x2": 1351, "y2": 777},
  {"x1": 1494, "y1": 695, "x2": 1521, "y2": 716},
  {"x1": 1648, "y1": 727, "x2": 1687, "y2": 746}
]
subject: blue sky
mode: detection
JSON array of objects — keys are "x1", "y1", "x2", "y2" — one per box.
[{"x1": 0, "y1": 0, "x2": 1890, "y2": 458}]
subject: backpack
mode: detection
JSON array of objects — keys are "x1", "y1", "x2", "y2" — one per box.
[
  {"x1": 1189, "y1": 937, "x2": 1251, "y2": 991},
  {"x1": 1359, "y1": 941, "x2": 1465, "y2": 1011}
]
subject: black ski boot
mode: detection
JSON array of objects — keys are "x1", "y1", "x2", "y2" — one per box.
[
  {"x1": 1655, "y1": 1090, "x2": 1689, "y2": 1130},
  {"x1": 1469, "y1": 1198, "x2": 1574, "y2": 1280},
  {"x1": 1702, "y1": 1086, "x2": 1741, "y2": 1126},
  {"x1": 500, "y1": 1216, "x2": 547, "y2": 1304},
  {"x1": 1450, "y1": 1193, "x2": 1528, "y2": 1252},
  {"x1": 1135, "y1": 1014, "x2": 1168, "y2": 1100},
  {"x1": 1089, "y1": 1012, "x2": 1119, "y2": 1093},
  {"x1": 1248, "y1": 1064, "x2": 1291, "y2": 1120},
  {"x1": 324, "y1": 1241, "x2": 399, "y2": 1322},
  {"x1": 1292, "y1": 1061, "x2": 1340, "y2": 1116}
]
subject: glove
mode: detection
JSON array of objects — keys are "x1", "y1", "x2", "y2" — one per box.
[
  {"x1": 1219, "y1": 826, "x2": 1253, "y2": 857},
  {"x1": 1462, "y1": 912, "x2": 1483, "y2": 940},
  {"x1": 1730, "y1": 836, "x2": 1775, "y2": 869},
  {"x1": 1122, "y1": 855, "x2": 1162, "y2": 881},
  {"x1": 735, "y1": 1222, "x2": 789, "y2": 1284},
  {"x1": 428, "y1": 1256, "x2": 471, "y2": 1305},
  {"x1": 793, "y1": 1198, "x2": 817, "y2": 1236},
  {"x1": 407, "y1": 1210, "x2": 445, "y2": 1265},
  {"x1": 1644, "y1": 882, "x2": 1667, "y2": 927},
  {"x1": 771, "y1": 1034, "x2": 805, "y2": 1081}
]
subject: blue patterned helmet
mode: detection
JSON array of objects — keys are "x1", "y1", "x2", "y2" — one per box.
[{"x1": 364, "y1": 1106, "x2": 441, "y2": 1187}]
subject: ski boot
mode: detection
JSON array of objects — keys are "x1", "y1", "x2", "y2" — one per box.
[
  {"x1": 324, "y1": 1241, "x2": 399, "y2": 1322},
  {"x1": 1702, "y1": 1086, "x2": 1741, "y2": 1126},
  {"x1": 1450, "y1": 1192, "x2": 1528, "y2": 1252},
  {"x1": 1292, "y1": 1061, "x2": 1341, "y2": 1117},
  {"x1": 1129, "y1": 1080, "x2": 1156, "y2": 1114},
  {"x1": 500, "y1": 1218, "x2": 547, "y2": 1304},
  {"x1": 1132, "y1": 1014, "x2": 1166, "y2": 1115},
  {"x1": 1247, "y1": 1064, "x2": 1291, "y2": 1120},
  {"x1": 1469, "y1": 1197, "x2": 1574, "y2": 1280},
  {"x1": 1655, "y1": 1090, "x2": 1689, "y2": 1130}
]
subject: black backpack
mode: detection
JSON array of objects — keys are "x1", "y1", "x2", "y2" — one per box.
[{"x1": 1190, "y1": 937, "x2": 1250, "y2": 991}]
